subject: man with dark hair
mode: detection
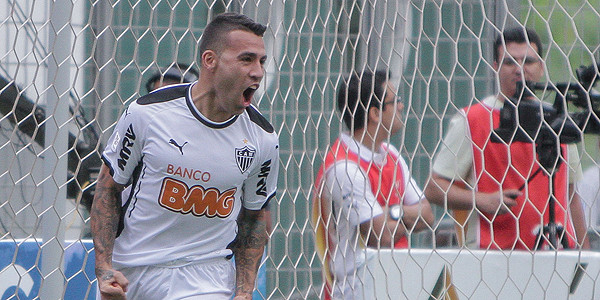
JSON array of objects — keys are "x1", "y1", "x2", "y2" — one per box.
[
  {"x1": 313, "y1": 70, "x2": 433, "y2": 299},
  {"x1": 493, "y1": 27, "x2": 543, "y2": 64},
  {"x1": 425, "y1": 27, "x2": 589, "y2": 250},
  {"x1": 145, "y1": 63, "x2": 199, "y2": 93},
  {"x1": 198, "y1": 13, "x2": 267, "y2": 55},
  {"x1": 91, "y1": 12, "x2": 278, "y2": 300}
]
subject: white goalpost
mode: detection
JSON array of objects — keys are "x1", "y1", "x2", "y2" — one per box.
[{"x1": 0, "y1": 0, "x2": 599, "y2": 299}]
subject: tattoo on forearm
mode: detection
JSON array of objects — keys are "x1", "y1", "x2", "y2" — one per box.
[
  {"x1": 96, "y1": 269, "x2": 115, "y2": 282},
  {"x1": 237, "y1": 218, "x2": 267, "y2": 248},
  {"x1": 235, "y1": 210, "x2": 268, "y2": 294},
  {"x1": 91, "y1": 170, "x2": 122, "y2": 277}
]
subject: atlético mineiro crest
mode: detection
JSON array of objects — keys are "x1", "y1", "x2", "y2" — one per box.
[{"x1": 235, "y1": 145, "x2": 256, "y2": 173}]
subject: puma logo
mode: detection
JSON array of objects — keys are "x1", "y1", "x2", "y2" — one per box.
[{"x1": 169, "y1": 139, "x2": 188, "y2": 155}]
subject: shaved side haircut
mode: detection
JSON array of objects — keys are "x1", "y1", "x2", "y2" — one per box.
[{"x1": 199, "y1": 13, "x2": 267, "y2": 55}]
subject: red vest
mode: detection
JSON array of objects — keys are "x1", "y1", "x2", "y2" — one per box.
[
  {"x1": 316, "y1": 139, "x2": 408, "y2": 247},
  {"x1": 466, "y1": 103, "x2": 575, "y2": 250},
  {"x1": 312, "y1": 138, "x2": 408, "y2": 299}
]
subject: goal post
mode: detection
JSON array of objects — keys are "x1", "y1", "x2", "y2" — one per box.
[{"x1": 0, "y1": 0, "x2": 599, "y2": 299}]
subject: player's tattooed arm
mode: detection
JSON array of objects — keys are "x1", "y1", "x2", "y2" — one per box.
[
  {"x1": 233, "y1": 206, "x2": 269, "y2": 299},
  {"x1": 90, "y1": 165, "x2": 127, "y2": 287}
]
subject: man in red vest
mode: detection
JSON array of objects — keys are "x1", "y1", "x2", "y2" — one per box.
[
  {"x1": 312, "y1": 70, "x2": 434, "y2": 299},
  {"x1": 425, "y1": 27, "x2": 589, "y2": 250}
]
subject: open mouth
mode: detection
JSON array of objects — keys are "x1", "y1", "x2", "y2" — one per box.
[{"x1": 243, "y1": 85, "x2": 258, "y2": 105}]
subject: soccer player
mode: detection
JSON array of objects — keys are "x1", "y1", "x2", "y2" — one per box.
[
  {"x1": 424, "y1": 27, "x2": 589, "y2": 250},
  {"x1": 91, "y1": 13, "x2": 279, "y2": 300},
  {"x1": 312, "y1": 70, "x2": 434, "y2": 299},
  {"x1": 145, "y1": 63, "x2": 199, "y2": 93}
]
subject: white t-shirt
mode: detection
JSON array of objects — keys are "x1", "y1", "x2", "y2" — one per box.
[
  {"x1": 322, "y1": 133, "x2": 424, "y2": 299},
  {"x1": 577, "y1": 166, "x2": 600, "y2": 229},
  {"x1": 102, "y1": 83, "x2": 279, "y2": 268}
]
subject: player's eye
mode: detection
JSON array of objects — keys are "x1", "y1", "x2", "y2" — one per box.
[
  {"x1": 524, "y1": 57, "x2": 540, "y2": 65},
  {"x1": 503, "y1": 59, "x2": 517, "y2": 66}
]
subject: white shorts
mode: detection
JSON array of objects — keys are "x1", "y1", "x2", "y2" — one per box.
[{"x1": 97, "y1": 258, "x2": 235, "y2": 300}]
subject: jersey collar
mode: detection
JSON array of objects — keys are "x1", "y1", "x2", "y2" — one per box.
[
  {"x1": 481, "y1": 95, "x2": 504, "y2": 110},
  {"x1": 185, "y1": 83, "x2": 239, "y2": 129},
  {"x1": 339, "y1": 132, "x2": 387, "y2": 165}
]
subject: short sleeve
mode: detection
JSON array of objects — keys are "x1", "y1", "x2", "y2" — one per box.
[
  {"x1": 385, "y1": 144, "x2": 424, "y2": 206},
  {"x1": 567, "y1": 144, "x2": 583, "y2": 183},
  {"x1": 102, "y1": 104, "x2": 146, "y2": 185},
  {"x1": 432, "y1": 111, "x2": 474, "y2": 181},
  {"x1": 242, "y1": 132, "x2": 280, "y2": 210},
  {"x1": 577, "y1": 167, "x2": 600, "y2": 228},
  {"x1": 323, "y1": 161, "x2": 384, "y2": 227},
  {"x1": 399, "y1": 159, "x2": 424, "y2": 206}
]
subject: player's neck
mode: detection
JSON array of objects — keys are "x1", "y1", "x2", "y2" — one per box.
[
  {"x1": 352, "y1": 128, "x2": 381, "y2": 152},
  {"x1": 190, "y1": 80, "x2": 234, "y2": 123}
]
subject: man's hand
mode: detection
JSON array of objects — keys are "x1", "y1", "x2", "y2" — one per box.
[
  {"x1": 97, "y1": 268, "x2": 129, "y2": 300},
  {"x1": 475, "y1": 189, "x2": 520, "y2": 215}
]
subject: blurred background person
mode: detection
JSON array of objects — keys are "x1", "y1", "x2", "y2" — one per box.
[
  {"x1": 425, "y1": 27, "x2": 589, "y2": 250},
  {"x1": 145, "y1": 62, "x2": 199, "y2": 93},
  {"x1": 313, "y1": 70, "x2": 434, "y2": 300}
]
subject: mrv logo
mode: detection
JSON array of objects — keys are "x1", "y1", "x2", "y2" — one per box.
[
  {"x1": 117, "y1": 124, "x2": 136, "y2": 171},
  {"x1": 256, "y1": 160, "x2": 271, "y2": 196}
]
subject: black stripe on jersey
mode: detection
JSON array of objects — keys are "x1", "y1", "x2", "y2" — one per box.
[
  {"x1": 126, "y1": 159, "x2": 145, "y2": 218},
  {"x1": 225, "y1": 239, "x2": 236, "y2": 260},
  {"x1": 246, "y1": 106, "x2": 274, "y2": 133},
  {"x1": 137, "y1": 84, "x2": 188, "y2": 105},
  {"x1": 261, "y1": 192, "x2": 276, "y2": 209},
  {"x1": 116, "y1": 158, "x2": 144, "y2": 238},
  {"x1": 101, "y1": 155, "x2": 115, "y2": 177}
]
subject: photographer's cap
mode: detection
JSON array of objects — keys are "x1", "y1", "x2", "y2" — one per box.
[{"x1": 146, "y1": 64, "x2": 199, "y2": 93}]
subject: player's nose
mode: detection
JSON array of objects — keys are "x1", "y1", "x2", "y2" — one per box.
[{"x1": 249, "y1": 60, "x2": 264, "y2": 80}]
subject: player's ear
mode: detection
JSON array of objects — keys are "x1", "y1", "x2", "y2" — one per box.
[
  {"x1": 201, "y1": 50, "x2": 218, "y2": 71},
  {"x1": 368, "y1": 106, "x2": 381, "y2": 124}
]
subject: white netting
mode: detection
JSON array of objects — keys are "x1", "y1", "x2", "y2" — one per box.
[{"x1": 0, "y1": 0, "x2": 598, "y2": 299}]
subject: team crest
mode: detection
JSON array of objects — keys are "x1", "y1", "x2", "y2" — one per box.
[{"x1": 235, "y1": 146, "x2": 256, "y2": 173}]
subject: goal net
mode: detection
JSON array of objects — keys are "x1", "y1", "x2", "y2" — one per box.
[{"x1": 0, "y1": 0, "x2": 599, "y2": 299}]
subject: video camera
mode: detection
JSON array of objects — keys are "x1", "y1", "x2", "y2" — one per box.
[
  {"x1": 491, "y1": 62, "x2": 599, "y2": 250},
  {"x1": 493, "y1": 62, "x2": 600, "y2": 146}
]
